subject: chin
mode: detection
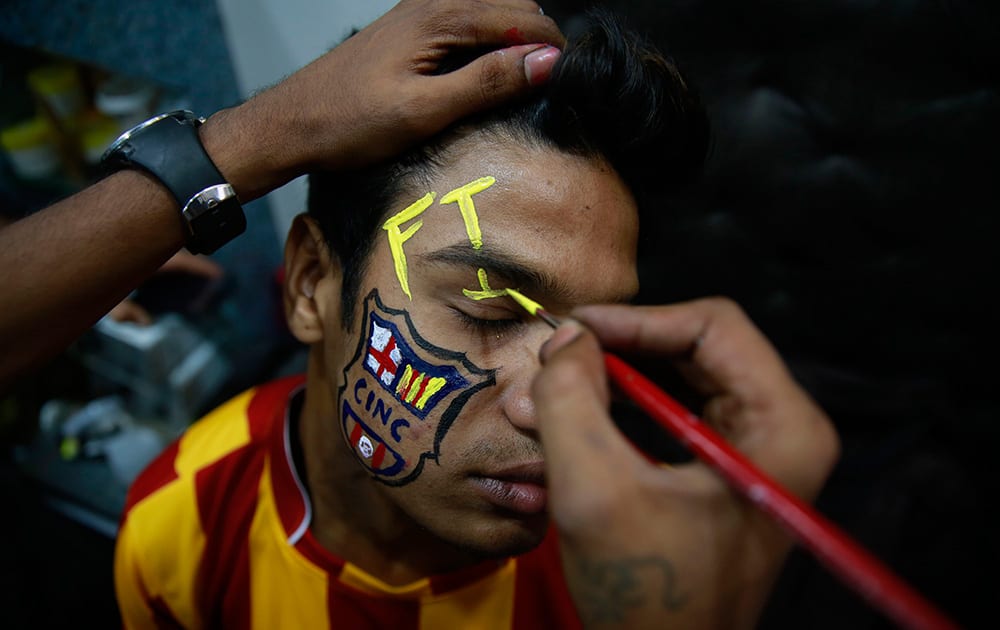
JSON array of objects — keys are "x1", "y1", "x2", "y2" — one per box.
[{"x1": 445, "y1": 512, "x2": 550, "y2": 560}]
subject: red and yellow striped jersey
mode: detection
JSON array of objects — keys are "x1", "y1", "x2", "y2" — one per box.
[{"x1": 115, "y1": 376, "x2": 580, "y2": 629}]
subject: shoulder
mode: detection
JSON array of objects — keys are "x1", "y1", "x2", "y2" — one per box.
[{"x1": 116, "y1": 375, "x2": 304, "y2": 626}]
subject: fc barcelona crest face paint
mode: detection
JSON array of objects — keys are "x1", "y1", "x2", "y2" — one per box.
[{"x1": 338, "y1": 289, "x2": 496, "y2": 486}]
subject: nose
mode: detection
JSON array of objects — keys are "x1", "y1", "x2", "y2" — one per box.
[
  {"x1": 500, "y1": 327, "x2": 549, "y2": 432},
  {"x1": 504, "y1": 383, "x2": 538, "y2": 432}
]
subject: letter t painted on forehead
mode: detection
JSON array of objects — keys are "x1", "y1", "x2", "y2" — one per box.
[
  {"x1": 439, "y1": 176, "x2": 496, "y2": 250},
  {"x1": 382, "y1": 192, "x2": 435, "y2": 300}
]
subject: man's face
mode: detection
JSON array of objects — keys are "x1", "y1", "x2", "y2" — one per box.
[{"x1": 321, "y1": 134, "x2": 639, "y2": 556}]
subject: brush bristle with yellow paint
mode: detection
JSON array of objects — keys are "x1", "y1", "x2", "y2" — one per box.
[{"x1": 505, "y1": 288, "x2": 561, "y2": 328}]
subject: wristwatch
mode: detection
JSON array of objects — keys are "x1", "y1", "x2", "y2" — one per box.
[{"x1": 101, "y1": 110, "x2": 246, "y2": 254}]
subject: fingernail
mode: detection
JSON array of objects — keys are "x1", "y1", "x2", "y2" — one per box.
[
  {"x1": 524, "y1": 45, "x2": 561, "y2": 86},
  {"x1": 539, "y1": 319, "x2": 583, "y2": 361},
  {"x1": 495, "y1": 43, "x2": 546, "y2": 57}
]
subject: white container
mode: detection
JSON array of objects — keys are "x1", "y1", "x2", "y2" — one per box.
[{"x1": 96, "y1": 75, "x2": 157, "y2": 132}]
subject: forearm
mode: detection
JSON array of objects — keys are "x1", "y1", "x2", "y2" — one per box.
[
  {"x1": 0, "y1": 97, "x2": 304, "y2": 385},
  {"x1": 0, "y1": 170, "x2": 183, "y2": 386},
  {"x1": 198, "y1": 100, "x2": 304, "y2": 201}
]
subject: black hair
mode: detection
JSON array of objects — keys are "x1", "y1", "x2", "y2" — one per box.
[{"x1": 307, "y1": 10, "x2": 709, "y2": 329}]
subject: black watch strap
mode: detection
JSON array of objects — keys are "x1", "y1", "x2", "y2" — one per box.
[{"x1": 102, "y1": 111, "x2": 246, "y2": 254}]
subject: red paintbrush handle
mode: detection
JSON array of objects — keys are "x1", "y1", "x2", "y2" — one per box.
[{"x1": 603, "y1": 353, "x2": 959, "y2": 630}]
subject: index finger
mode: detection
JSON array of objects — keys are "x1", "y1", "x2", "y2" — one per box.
[
  {"x1": 572, "y1": 298, "x2": 797, "y2": 406},
  {"x1": 426, "y1": 2, "x2": 565, "y2": 49},
  {"x1": 532, "y1": 321, "x2": 651, "y2": 531},
  {"x1": 574, "y1": 300, "x2": 840, "y2": 500}
]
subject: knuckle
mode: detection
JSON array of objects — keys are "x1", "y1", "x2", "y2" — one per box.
[
  {"x1": 529, "y1": 14, "x2": 565, "y2": 46},
  {"x1": 702, "y1": 295, "x2": 744, "y2": 318},
  {"x1": 477, "y1": 54, "x2": 511, "y2": 103},
  {"x1": 773, "y1": 404, "x2": 842, "y2": 498},
  {"x1": 428, "y1": 0, "x2": 464, "y2": 17},
  {"x1": 420, "y1": 7, "x2": 466, "y2": 41},
  {"x1": 814, "y1": 414, "x2": 842, "y2": 472},
  {"x1": 538, "y1": 14, "x2": 562, "y2": 36},
  {"x1": 440, "y1": 1, "x2": 484, "y2": 37},
  {"x1": 533, "y1": 359, "x2": 589, "y2": 400}
]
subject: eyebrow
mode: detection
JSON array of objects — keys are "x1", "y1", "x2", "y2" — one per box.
[{"x1": 417, "y1": 243, "x2": 577, "y2": 302}]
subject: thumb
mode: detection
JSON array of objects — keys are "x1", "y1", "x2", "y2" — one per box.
[
  {"x1": 433, "y1": 44, "x2": 561, "y2": 116},
  {"x1": 533, "y1": 321, "x2": 639, "y2": 517},
  {"x1": 520, "y1": 44, "x2": 562, "y2": 87}
]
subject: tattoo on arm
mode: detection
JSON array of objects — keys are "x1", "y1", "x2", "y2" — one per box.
[{"x1": 570, "y1": 555, "x2": 687, "y2": 625}]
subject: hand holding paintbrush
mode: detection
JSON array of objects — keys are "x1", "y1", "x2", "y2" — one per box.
[{"x1": 508, "y1": 290, "x2": 958, "y2": 630}]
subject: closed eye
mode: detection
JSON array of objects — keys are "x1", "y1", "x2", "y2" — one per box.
[{"x1": 451, "y1": 308, "x2": 525, "y2": 335}]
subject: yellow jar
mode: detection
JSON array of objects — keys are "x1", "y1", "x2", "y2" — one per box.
[
  {"x1": 1, "y1": 117, "x2": 61, "y2": 180},
  {"x1": 28, "y1": 64, "x2": 86, "y2": 120}
]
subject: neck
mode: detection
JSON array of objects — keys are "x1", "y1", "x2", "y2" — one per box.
[{"x1": 297, "y1": 352, "x2": 486, "y2": 585}]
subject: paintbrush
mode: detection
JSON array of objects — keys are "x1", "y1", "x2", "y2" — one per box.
[{"x1": 504, "y1": 288, "x2": 958, "y2": 630}]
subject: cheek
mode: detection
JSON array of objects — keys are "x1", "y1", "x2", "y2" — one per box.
[
  {"x1": 341, "y1": 369, "x2": 436, "y2": 476},
  {"x1": 336, "y1": 290, "x2": 496, "y2": 487}
]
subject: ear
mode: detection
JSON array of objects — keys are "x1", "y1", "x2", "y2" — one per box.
[{"x1": 283, "y1": 214, "x2": 342, "y2": 344}]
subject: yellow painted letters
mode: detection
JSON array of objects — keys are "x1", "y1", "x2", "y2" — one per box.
[
  {"x1": 439, "y1": 176, "x2": 496, "y2": 250},
  {"x1": 382, "y1": 192, "x2": 436, "y2": 300},
  {"x1": 463, "y1": 268, "x2": 508, "y2": 301}
]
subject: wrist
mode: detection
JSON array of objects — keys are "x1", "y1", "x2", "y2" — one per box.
[
  {"x1": 198, "y1": 100, "x2": 304, "y2": 202},
  {"x1": 101, "y1": 111, "x2": 246, "y2": 254}
]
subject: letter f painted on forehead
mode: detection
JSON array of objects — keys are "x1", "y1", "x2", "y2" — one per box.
[
  {"x1": 382, "y1": 192, "x2": 435, "y2": 300},
  {"x1": 383, "y1": 177, "x2": 497, "y2": 300},
  {"x1": 439, "y1": 176, "x2": 496, "y2": 249}
]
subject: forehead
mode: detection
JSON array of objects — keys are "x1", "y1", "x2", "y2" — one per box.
[{"x1": 390, "y1": 137, "x2": 640, "y2": 305}]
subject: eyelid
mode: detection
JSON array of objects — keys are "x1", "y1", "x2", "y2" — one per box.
[
  {"x1": 449, "y1": 305, "x2": 525, "y2": 335},
  {"x1": 457, "y1": 292, "x2": 521, "y2": 317}
]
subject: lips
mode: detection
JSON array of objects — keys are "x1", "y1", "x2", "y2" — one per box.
[{"x1": 471, "y1": 462, "x2": 548, "y2": 515}]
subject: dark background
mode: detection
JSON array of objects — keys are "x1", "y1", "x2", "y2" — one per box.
[{"x1": 546, "y1": 1, "x2": 999, "y2": 628}]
